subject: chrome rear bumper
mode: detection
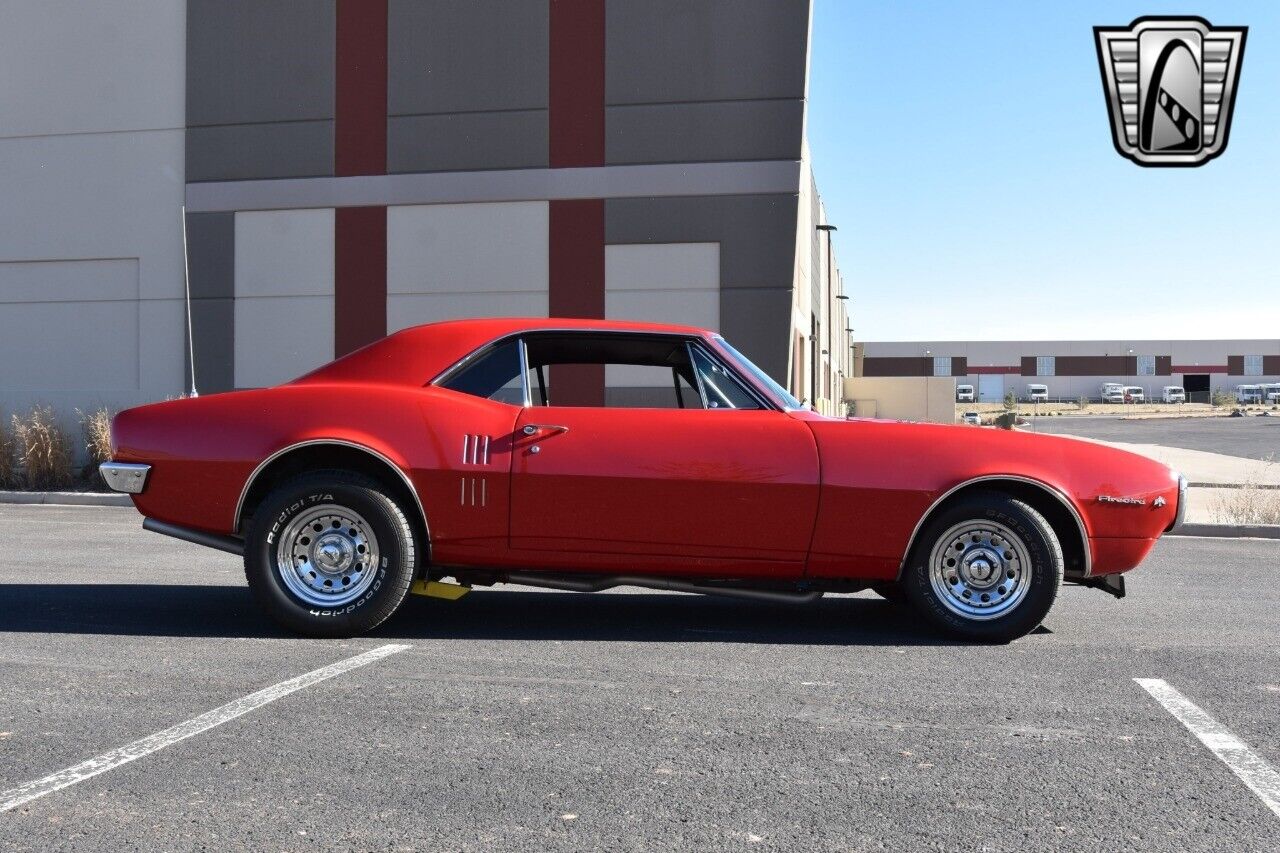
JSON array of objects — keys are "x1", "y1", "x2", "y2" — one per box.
[{"x1": 100, "y1": 461, "x2": 150, "y2": 494}]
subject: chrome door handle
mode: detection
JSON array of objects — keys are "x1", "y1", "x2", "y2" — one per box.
[{"x1": 522, "y1": 424, "x2": 569, "y2": 436}]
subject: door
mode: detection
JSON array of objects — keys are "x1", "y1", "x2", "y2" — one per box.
[
  {"x1": 1183, "y1": 373, "x2": 1210, "y2": 403},
  {"x1": 506, "y1": 331, "x2": 821, "y2": 566},
  {"x1": 509, "y1": 406, "x2": 819, "y2": 563},
  {"x1": 978, "y1": 374, "x2": 1004, "y2": 403}
]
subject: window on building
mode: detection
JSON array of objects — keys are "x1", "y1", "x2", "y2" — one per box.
[
  {"x1": 1244, "y1": 355, "x2": 1264, "y2": 376},
  {"x1": 1036, "y1": 356, "x2": 1055, "y2": 377},
  {"x1": 933, "y1": 356, "x2": 951, "y2": 377},
  {"x1": 1136, "y1": 355, "x2": 1156, "y2": 376}
]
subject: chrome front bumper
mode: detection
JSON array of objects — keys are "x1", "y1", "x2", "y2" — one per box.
[
  {"x1": 1166, "y1": 473, "x2": 1188, "y2": 532},
  {"x1": 100, "y1": 461, "x2": 150, "y2": 494}
]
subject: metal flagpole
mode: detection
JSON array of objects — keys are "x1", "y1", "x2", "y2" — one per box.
[{"x1": 181, "y1": 204, "x2": 199, "y2": 397}]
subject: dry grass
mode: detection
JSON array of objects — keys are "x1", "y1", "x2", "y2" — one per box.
[
  {"x1": 11, "y1": 406, "x2": 74, "y2": 491},
  {"x1": 78, "y1": 407, "x2": 114, "y2": 483},
  {"x1": 0, "y1": 412, "x2": 15, "y2": 489},
  {"x1": 1210, "y1": 456, "x2": 1280, "y2": 525}
]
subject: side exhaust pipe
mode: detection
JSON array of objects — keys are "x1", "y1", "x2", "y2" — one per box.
[
  {"x1": 143, "y1": 518, "x2": 245, "y2": 557},
  {"x1": 503, "y1": 572, "x2": 823, "y2": 605}
]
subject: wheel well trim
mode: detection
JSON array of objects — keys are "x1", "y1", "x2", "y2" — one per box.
[
  {"x1": 233, "y1": 439, "x2": 429, "y2": 544},
  {"x1": 897, "y1": 474, "x2": 1091, "y2": 580}
]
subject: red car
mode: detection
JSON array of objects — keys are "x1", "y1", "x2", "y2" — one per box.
[{"x1": 101, "y1": 318, "x2": 1185, "y2": 642}]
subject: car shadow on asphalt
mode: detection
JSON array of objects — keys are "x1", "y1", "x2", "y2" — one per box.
[{"x1": 0, "y1": 584, "x2": 991, "y2": 646}]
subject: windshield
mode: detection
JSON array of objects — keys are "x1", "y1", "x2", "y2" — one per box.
[{"x1": 713, "y1": 336, "x2": 802, "y2": 410}]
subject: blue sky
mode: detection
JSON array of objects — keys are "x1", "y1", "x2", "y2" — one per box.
[{"x1": 807, "y1": 1, "x2": 1278, "y2": 341}]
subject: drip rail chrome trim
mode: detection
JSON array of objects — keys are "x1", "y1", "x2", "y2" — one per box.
[{"x1": 897, "y1": 475, "x2": 1092, "y2": 579}]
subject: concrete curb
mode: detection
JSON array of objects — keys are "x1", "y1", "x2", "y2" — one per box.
[
  {"x1": 0, "y1": 490, "x2": 132, "y2": 507},
  {"x1": 1170, "y1": 523, "x2": 1280, "y2": 540}
]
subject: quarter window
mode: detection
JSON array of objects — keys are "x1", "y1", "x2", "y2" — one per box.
[{"x1": 439, "y1": 339, "x2": 525, "y2": 404}]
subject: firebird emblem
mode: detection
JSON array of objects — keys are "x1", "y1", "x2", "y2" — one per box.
[{"x1": 1098, "y1": 495, "x2": 1147, "y2": 506}]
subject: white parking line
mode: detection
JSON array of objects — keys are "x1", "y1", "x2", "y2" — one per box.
[
  {"x1": 1135, "y1": 678, "x2": 1280, "y2": 820},
  {"x1": 0, "y1": 643, "x2": 411, "y2": 813}
]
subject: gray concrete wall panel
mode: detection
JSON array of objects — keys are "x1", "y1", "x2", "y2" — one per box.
[
  {"x1": 606, "y1": 194, "x2": 799, "y2": 383},
  {"x1": 186, "y1": 122, "x2": 335, "y2": 182},
  {"x1": 0, "y1": 0, "x2": 185, "y2": 138},
  {"x1": 606, "y1": 100, "x2": 804, "y2": 165},
  {"x1": 185, "y1": 213, "x2": 236, "y2": 393},
  {"x1": 388, "y1": 112, "x2": 547, "y2": 173},
  {"x1": 605, "y1": 194, "x2": 798, "y2": 289},
  {"x1": 605, "y1": 0, "x2": 810, "y2": 104},
  {"x1": 388, "y1": 0, "x2": 549, "y2": 115},
  {"x1": 186, "y1": 0, "x2": 335, "y2": 126}
]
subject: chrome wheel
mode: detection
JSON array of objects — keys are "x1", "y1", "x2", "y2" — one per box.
[
  {"x1": 275, "y1": 504, "x2": 381, "y2": 608},
  {"x1": 928, "y1": 520, "x2": 1032, "y2": 621}
]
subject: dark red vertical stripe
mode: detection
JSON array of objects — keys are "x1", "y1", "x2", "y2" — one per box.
[
  {"x1": 549, "y1": 0, "x2": 605, "y2": 168},
  {"x1": 334, "y1": 0, "x2": 388, "y2": 356},
  {"x1": 549, "y1": 0, "x2": 606, "y2": 405},
  {"x1": 335, "y1": 0, "x2": 387, "y2": 177},
  {"x1": 334, "y1": 207, "x2": 386, "y2": 356}
]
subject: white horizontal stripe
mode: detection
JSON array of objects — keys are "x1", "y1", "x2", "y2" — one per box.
[
  {"x1": 1135, "y1": 678, "x2": 1280, "y2": 819},
  {"x1": 185, "y1": 160, "x2": 801, "y2": 213},
  {"x1": 0, "y1": 644, "x2": 411, "y2": 813}
]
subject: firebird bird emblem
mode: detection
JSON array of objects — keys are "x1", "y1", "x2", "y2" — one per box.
[
  {"x1": 1098, "y1": 495, "x2": 1146, "y2": 506},
  {"x1": 1152, "y1": 496, "x2": 1167, "y2": 508}
]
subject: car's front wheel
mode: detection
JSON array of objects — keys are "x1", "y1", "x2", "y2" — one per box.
[
  {"x1": 244, "y1": 471, "x2": 417, "y2": 637},
  {"x1": 901, "y1": 492, "x2": 1063, "y2": 642}
]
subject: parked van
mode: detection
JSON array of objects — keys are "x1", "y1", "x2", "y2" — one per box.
[
  {"x1": 1025, "y1": 384, "x2": 1049, "y2": 403},
  {"x1": 1123, "y1": 386, "x2": 1145, "y2": 403},
  {"x1": 1235, "y1": 384, "x2": 1263, "y2": 404},
  {"x1": 1101, "y1": 382, "x2": 1125, "y2": 403},
  {"x1": 1161, "y1": 386, "x2": 1186, "y2": 403},
  {"x1": 1260, "y1": 383, "x2": 1280, "y2": 404},
  {"x1": 956, "y1": 384, "x2": 975, "y2": 403}
]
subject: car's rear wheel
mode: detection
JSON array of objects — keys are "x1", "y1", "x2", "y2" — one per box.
[
  {"x1": 901, "y1": 492, "x2": 1062, "y2": 642},
  {"x1": 244, "y1": 470, "x2": 416, "y2": 638}
]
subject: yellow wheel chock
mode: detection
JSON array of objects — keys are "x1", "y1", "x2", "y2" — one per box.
[{"x1": 410, "y1": 579, "x2": 470, "y2": 600}]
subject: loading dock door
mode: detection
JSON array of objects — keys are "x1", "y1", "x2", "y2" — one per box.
[
  {"x1": 1184, "y1": 374, "x2": 1210, "y2": 404},
  {"x1": 978, "y1": 374, "x2": 1004, "y2": 403}
]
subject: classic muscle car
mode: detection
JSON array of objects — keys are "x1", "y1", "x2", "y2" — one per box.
[{"x1": 101, "y1": 318, "x2": 1186, "y2": 642}]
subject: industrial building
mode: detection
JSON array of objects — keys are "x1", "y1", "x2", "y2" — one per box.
[
  {"x1": 862, "y1": 340, "x2": 1280, "y2": 403},
  {"x1": 0, "y1": 0, "x2": 851, "y2": 420}
]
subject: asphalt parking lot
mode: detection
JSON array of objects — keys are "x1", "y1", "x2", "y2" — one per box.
[
  {"x1": 1, "y1": 506, "x2": 1278, "y2": 852},
  {"x1": 1031, "y1": 415, "x2": 1280, "y2": 461}
]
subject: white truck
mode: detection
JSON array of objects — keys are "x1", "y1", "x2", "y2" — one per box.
[
  {"x1": 1101, "y1": 383, "x2": 1125, "y2": 404},
  {"x1": 1161, "y1": 385, "x2": 1186, "y2": 403},
  {"x1": 1123, "y1": 386, "x2": 1145, "y2": 403},
  {"x1": 956, "y1": 384, "x2": 975, "y2": 403},
  {"x1": 1235, "y1": 384, "x2": 1263, "y2": 404},
  {"x1": 1025, "y1": 383, "x2": 1049, "y2": 403},
  {"x1": 1260, "y1": 383, "x2": 1280, "y2": 404}
]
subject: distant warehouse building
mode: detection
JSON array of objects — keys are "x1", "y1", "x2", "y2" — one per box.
[
  {"x1": 861, "y1": 340, "x2": 1280, "y2": 403},
  {"x1": 0, "y1": 0, "x2": 851, "y2": 419}
]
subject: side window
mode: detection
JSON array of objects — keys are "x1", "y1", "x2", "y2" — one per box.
[
  {"x1": 523, "y1": 334, "x2": 705, "y2": 409},
  {"x1": 440, "y1": 339, "x2": 525, "y2": 404},
  {"x1": 689, "y1": 346, "x2": 763, "y2": 410}
]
